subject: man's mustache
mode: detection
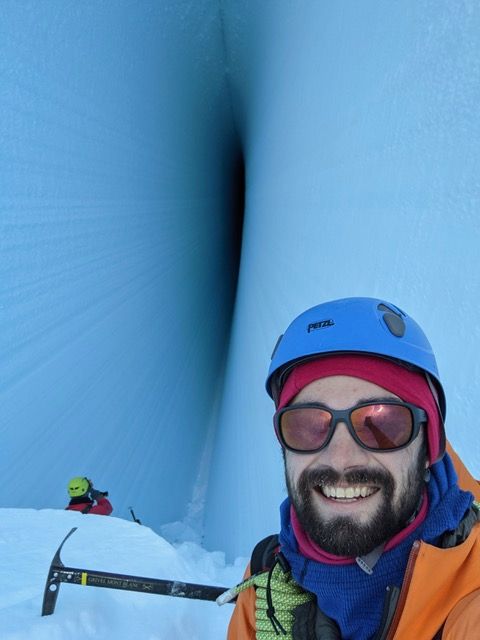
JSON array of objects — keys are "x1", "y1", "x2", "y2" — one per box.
[{"x1": 298, "y1": 466, "x2": 394, "y2": 491}]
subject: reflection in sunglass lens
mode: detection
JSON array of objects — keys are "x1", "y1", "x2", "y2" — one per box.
[
  {"x1": 351, "y1": 404, "x2": 413, "y2": 449},
  {"x1": 280, "y1": 408, "x2": 331, "y2": 451}
]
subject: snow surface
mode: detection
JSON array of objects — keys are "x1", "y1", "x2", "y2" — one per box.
[{"x1": 0, "y1": 509, "x2": 246, "y2": 639}]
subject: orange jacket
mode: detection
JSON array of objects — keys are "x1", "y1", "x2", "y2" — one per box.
[{"x1": 228, "y1": 443, "x2": 480, "y2": 640}]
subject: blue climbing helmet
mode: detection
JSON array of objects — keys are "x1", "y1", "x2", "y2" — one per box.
[{"x1": 266, "y1": 297, "x2": 446, "y2": 425}]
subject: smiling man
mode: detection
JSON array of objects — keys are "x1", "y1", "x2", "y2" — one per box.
[{"x1": 227, "y1": 297, "x2": 480, "y2": 640}]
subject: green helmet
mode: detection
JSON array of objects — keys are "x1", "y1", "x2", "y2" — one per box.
[{"x1": 67, "y1": 476, "x2": 90, "y2": 498}]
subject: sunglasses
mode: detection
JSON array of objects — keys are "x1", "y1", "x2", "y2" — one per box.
[{"x1": 274, "y1": 400, "x2": 427, "y2": 454}]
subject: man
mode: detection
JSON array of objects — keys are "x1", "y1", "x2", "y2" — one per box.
[
  {"x1": 227, "y1": 297, "x2": 480, "y2": 639},
  {"x1": 65, "y1": 476, "x2": 113, "y2": 515}
]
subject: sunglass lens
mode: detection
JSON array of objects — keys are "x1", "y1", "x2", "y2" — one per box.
[
  {"x1": 351, "y1": 404, "x2": 413, "y2": 449},
  {"x1": 280, "y1": 408, "x2": 331, "y2": 451}
]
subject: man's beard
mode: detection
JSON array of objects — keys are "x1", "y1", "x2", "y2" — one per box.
[{"x1": 286, "y1": 448, "x2": 427, "y2": 557}]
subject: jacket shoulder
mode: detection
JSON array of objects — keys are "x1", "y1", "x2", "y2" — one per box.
[
  {"x1": 227, "y1": 562, "x2": 256, "y2": 640},
  {"x1": 447, "y1": 441, "x2": 480, "y2": 500},
  {"x1": 442, "y1": 588, "x2": 480, "y2": 639},
  {"x1": 393, "y1": 520, "x2": 480, "y2": 639}
]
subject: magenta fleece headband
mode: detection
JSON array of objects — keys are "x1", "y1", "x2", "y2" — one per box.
[{"x1": 278, "y1": 354, "x2": 441, "y2": 465}]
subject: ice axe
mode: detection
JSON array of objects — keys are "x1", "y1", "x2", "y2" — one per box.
[
  {"x1": 129, "y1": 506, "x2": 141, "y2": 525},
  {"x1": 41, "y1": 528, "x2": 232, "y2": 616}
]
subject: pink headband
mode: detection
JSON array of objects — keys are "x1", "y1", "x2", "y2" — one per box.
[{"x1": 278, "y1": 354, "x2": 441, "y2": 464}]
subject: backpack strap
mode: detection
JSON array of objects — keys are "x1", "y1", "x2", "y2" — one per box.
[
  {"x1": 250, "y1": 534, "x2": 279, "y2": 574},
  {"x1": 437, "y1": 502, "x2": 480, "y2": 549}
]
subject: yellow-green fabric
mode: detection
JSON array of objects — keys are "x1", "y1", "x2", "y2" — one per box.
[{"x1": 223, "y1": 563, "x2": 314, "y2": 639}]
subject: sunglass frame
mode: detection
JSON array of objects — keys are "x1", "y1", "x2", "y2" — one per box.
[{"x1": 274, "y1": 400, "x2": 428, "y2": 454}]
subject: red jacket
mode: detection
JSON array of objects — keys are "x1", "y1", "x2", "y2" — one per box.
[{"x1": 66, "y1": 497, "x2": 113, "y2": 515}]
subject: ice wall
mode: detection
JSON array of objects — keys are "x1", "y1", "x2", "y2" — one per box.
[
  {"x1": 1, "y1": 2, "x2": 479, "y2": 560},
  {"x1": 204, "y1": 1, "x2": 480, "y2": 558},
  {"x1": 0, "y1": 2, "x2": 242, "y2": 530}
]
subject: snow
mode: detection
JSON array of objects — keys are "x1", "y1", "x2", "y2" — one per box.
[{"x1": 0, "y1": 509, "x2": 246, "y2": 639}]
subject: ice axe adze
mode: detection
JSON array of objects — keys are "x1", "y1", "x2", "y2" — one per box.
[{"x1": 42, "y1": 527, "x2": 232, "y2": 616}]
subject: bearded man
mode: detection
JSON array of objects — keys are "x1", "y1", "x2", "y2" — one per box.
[{"x1": 226, "y1": 297, "x2": 480, "y2": 640}]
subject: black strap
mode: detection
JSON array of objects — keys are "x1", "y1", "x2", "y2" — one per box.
[
  {"x1": 81, "y1": 503, "x2": 93, "y2": 514},
  {"x1": 438, "y1": 504, "x2": 480, "y2": 549},
  {"x1": 292, "y1": 600, "x2": 341, "y2": 640},
  {"x1": 250, "y1": 534, "x2": 279, "y2": 574}
]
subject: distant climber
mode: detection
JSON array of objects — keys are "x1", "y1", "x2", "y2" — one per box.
[{"x1": 66, "y1": 477, "x2": 112, "y2": 515}]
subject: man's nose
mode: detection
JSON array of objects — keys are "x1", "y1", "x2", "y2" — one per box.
[{"x1": 324, "y1": 420, "x2": 370, "y2": 469}]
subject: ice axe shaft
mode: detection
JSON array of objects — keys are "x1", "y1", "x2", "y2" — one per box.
[{"x1": 129, "y1": 507, "x2": 141, "y2": 525}]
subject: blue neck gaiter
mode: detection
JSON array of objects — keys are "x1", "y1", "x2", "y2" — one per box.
[{"x1": 278, "y1": 453, "x2": 473, "y2": 640}]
